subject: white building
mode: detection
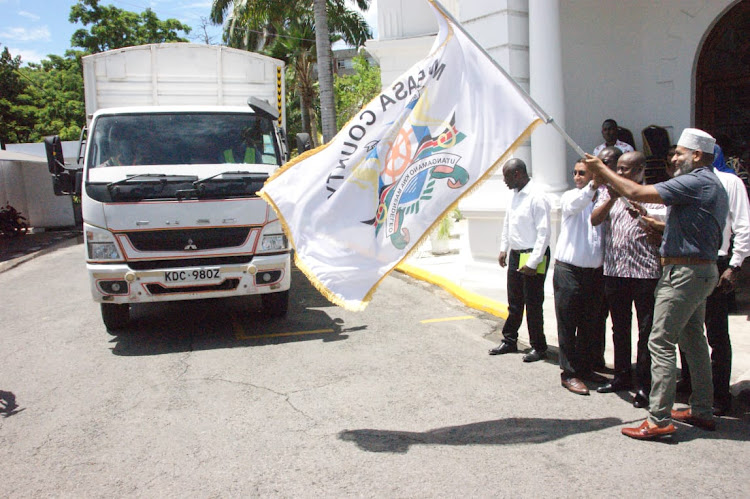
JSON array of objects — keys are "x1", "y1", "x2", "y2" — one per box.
[{"x1": 365, "y1": 0, "x2": 749, "y2": 261}]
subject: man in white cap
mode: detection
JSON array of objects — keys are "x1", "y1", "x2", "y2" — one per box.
[{"x1": 584, "y1": 128, "x2": 728, "y2": 440}]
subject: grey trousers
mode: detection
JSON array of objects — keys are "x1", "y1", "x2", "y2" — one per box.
[{"x1": 648, "y1": 263, "x2": 718, "y2": 426}]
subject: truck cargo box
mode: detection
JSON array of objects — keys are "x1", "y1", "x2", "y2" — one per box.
[{"x1": 82, "y1": 43, "x2": 285, "y2": 129}]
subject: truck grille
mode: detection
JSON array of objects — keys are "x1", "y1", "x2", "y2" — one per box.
[
  {"x1": 127, "y1": 256, "x2": 253, "y2": 270},
  {"x1": 146, "y1": 278, "x2": 240, "y2": 295},
  {"x1": 124, "y1": 227, "x2": 252, "y2": 252}
]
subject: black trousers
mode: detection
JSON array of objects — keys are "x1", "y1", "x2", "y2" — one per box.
[
  {"x1": 591, "y1": 295, "x2": 608, "y2": 368},
  {"x1": 553, "y1": 262, "x2": 604, "y2": 377},
  {"x1": 502, "y1": 247, "x2": 550, "y2": 351},
  {"x1": 604, "y1": 276, "x2": 658, "y2": 391},
  {"x1": 680, "y1": 256, "x2": 732, "y2": 408}
]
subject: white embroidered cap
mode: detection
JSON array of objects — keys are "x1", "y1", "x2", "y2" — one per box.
[{"x1": 677, "y1": 128, "x2": 715, "y2": 153}]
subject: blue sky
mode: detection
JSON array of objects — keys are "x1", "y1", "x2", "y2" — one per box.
[{"x1": 0, "y1": 0, "x2": 377, "y2": 65}]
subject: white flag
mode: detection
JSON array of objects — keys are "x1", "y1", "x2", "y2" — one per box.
[{"x1": 260, "y1": 0, "x2": 543, "y2": 310}]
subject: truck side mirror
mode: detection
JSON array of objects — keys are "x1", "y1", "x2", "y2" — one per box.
[
  {"x1": 51, "y1": 171, "x2": 78, "y2": 196},
  {"x1": 295, "y1": 133, "x2": 312, "y2": 154},
  {"x1": 44, "y1": 135, "x2": 65, "y2": 174}
]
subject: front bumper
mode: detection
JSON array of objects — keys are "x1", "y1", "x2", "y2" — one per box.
[{"x1": 88, "y1": 253, "x2": 291, "y2": 304}]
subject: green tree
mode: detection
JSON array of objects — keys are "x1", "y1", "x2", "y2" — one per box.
[
  {"x1": 69, "y1": 0, "x2": 191, "y2": 53},
  {"x1": 15, "y1": 54, "x2": 86, "y2": 142},
  {"x1": 264, "y1": 9, "x2": 318, "y2": 144},
  {"x1": 210, "y1": 0, "x2": 371, "y2": 144},
  {"x1": 0, "y1": 46, "x2": 31, "y2": 146},
  {"x1": 334, "y1": 52, "x2": 381, "y2": 130}
]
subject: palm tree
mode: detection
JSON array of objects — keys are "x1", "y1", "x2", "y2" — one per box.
[
  {"x1": 211, "y1": 0, "x2": 371, "y2": 143},
  {"x1": 313, "y1": 0, "x2": 371, "y2": 143},
  {"x1": 264, "y1": 11, "x2": 318, "y2": 144}
]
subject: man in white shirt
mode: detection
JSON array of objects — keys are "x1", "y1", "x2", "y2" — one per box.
[
  {"x1": 553, "y1": 160, "x2": 605, "y2": 394},
  {"x1": 593, "y1": 119, "x2": 635, "y2": 157},
  {"x1": 489, "y1": 159, "x2": 551, "y2": 363},
  {"x1": 677, "y1": 168, "x2": 750, "y2": 415}
]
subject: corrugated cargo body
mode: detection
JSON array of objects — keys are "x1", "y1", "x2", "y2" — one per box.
[{"x1": 82, "y1": 43, "x2": 286, "y2": 130}]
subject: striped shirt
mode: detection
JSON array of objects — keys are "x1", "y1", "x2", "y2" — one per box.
[{"x1": 595, "y1": 191, "x2": 663, "y2": 279}]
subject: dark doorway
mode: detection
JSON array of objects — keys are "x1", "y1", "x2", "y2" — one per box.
[{"x1": 695, "y1": 0, "x2": 750, "y2": 157}]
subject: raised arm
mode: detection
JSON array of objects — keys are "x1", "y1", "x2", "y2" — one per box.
[{"x1": 584, "y1": 154, "x2": 664, "y2": 204}]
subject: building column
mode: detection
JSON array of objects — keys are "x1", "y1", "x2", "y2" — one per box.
[{"x1": 528, "y1": 0, "x2": 568, "y2": 198}]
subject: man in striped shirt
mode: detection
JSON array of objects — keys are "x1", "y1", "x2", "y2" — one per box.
[{"x1": 591, "y1": 151, "x2": 665, "y2": 408}]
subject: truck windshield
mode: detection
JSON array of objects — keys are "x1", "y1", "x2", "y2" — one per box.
[{"x1": 87, "y1": 112, "x2": 280, "y2": 168}]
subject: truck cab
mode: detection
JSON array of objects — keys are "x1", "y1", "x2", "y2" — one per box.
[{"x1": 79, "y1": 105, "x2": 292, "y2": 329}]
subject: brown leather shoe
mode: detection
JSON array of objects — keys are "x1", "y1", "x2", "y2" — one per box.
[
  {"x1": 621, "y1": 420, "x2": 676, "y2": 440},
  {"x1": 671, "y1": 409, "x2": 716, "y2": 431},
  {"x1": 561, "y1": 377, "x2": 589, "y2": 395}
]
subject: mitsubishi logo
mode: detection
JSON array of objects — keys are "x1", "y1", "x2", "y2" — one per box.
[{"x1": 184, "y1": 238, "x2": 198, "y2": 250}]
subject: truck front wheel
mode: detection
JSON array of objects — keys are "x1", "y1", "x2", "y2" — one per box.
[
  {"x1": 261, "y1": 290, "x2": 289, "y2": 317},
  {"x1": 101, "y1": 303, "x2": 130, "y2": 332}
]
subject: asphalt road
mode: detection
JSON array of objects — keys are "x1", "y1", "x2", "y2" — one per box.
[{"x1": 1, "y1": 243, "x2": 748, "y2": 497}]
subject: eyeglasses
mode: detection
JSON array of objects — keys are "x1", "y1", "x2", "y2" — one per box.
[{"x1": 573, "y1": 170, "x2": 587, "y2": 176}]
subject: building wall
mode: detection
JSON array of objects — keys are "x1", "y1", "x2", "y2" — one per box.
[
  {"x1": 561, "y1": 0, "x2": 736, "y2": 170},
  {"x1": 368, "y1": 0, "x2": 738, "y2": 184},
  {"x1": 364, "y1": 0, "x2": 741, "y2": 262},
  {"x1": 4, "y1": 142, "x2": 78, "y2": 228}
]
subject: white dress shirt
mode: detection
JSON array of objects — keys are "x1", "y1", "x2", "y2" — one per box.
[
  {"x1": 715, "y1": 170, "x2": 750, "y2": 267},
  {"x1": 593, "y1": 140, "x2": 635, "y2": 156},
  {"x1": 554, "y1": 181, "x2": 603, "y2": 268},
  {"x1": 500, "y1": 179, "x2": 551, "y2": 269}
]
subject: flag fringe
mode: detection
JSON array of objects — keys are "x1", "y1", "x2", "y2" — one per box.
[
  {"x1": 357, "y1": 117, "x2": 544, "y2": 308},
  {"x1": 262, "y1": 117, "x2": 543, "y2": 312}
]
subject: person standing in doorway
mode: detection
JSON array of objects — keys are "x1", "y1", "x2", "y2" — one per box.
[{"x1": 593, "y1": 118, "x2": 634, "y2": 157}]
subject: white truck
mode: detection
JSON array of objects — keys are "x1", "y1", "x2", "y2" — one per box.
[{"x1": 45, "y1": 43, "x2": 304, "y2": 331}]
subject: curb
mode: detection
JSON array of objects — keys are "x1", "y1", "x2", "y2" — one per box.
[
  {"x1": 0, "y1": 235, "x2": 82, "y2": 275},
  {"x1": 395, "y1": 262, "x2": 509, "y2": 319}
]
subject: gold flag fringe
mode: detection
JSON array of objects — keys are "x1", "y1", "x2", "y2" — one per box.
[{"x1": 261, "y1": 118, "x2": 543, "y2": 312}]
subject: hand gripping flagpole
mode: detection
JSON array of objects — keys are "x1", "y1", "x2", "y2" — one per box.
[{"x1": 430, "y1": 0, "x2": 588, "y2": 159}]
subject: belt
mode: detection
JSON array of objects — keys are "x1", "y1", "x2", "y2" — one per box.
[
  {"x1": 554, "y1": 260, "x2": 601, "y2": 272},
  {"x1": 661, "y1": 257, "x2": 713, "y2": 266},
  {"x1": 511, "y1": 248, "x2": 533, "y2": 254}
]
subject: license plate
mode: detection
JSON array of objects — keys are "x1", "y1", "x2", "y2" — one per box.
[{"x1": 164, "y1": 268, "x2": 221, "y2": 283}]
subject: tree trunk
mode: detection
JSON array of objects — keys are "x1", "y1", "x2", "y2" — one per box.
[{"x1": 313, "y1": 0, "x2": 336, "y2": 143}]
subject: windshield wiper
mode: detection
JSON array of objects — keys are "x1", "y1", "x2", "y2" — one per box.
[
  {"x1": 192, "y1": 171, "x2": 268, "y2": 188},
  {"x1": 106, "y1": 173, "x2": 198, "y2": 190}
]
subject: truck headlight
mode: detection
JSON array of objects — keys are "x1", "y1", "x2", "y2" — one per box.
[
  {"x1": 261, "y1": 234, "x2": 287, "y2": 251},
  {"x1": 258, "y1": 220, "x2": 289, "y2": 253},
  {"x1": 85, "y1": 224, "x2": 123, "y2": 261}
]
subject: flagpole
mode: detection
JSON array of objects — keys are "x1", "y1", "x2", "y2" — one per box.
[{"x1": 430, "y1": 0, "x2": 588, "y2": 159}]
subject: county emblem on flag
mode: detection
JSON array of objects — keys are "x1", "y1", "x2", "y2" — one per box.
[{"x1": 260, "y1": 0, "x2": 543, "y2": 310}]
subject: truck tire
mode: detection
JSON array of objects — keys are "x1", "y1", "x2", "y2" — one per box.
[
  {"x1": 261, "y1": 290, "x2": 289, "y2": 317},
  {"x1": 101, "y1": 303, "x2": 130, "y2": 332}
]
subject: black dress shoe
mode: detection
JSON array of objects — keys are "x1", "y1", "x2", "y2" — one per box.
[
  {"x1": 489, "y1": 342, "x2": 517, "y2": 355},
  {"x1": 522, "y1": 349, "x2": 546, "y2": 363},
  {"x1": 596, "y1": 378, "x2": 632, "y2": 393},
  {"x1": 633, "y1": 389, "x2": 649, "y2": 408}
]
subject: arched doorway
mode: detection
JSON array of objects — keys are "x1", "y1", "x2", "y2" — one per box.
[{"x1": 695, "y1": 0, "x2": 750, "y2": 158}]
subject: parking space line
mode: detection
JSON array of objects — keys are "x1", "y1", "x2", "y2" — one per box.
[{"x1": 420, "y1": 315, "x2": 476, "y2": 324}]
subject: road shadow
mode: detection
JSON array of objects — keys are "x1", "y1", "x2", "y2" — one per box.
[
  {"x1": 671, "y1": 416, "x2": 750, "y2": 442},
  {"x1": 339, "y1": 417, "x2": 623, "y2": 453},
  {"x1": 108, "y1": 267, "x2": 366, "y2": 356},
  {"x1": 0, "y1": 390, "x2": 25, "y2": 417}
]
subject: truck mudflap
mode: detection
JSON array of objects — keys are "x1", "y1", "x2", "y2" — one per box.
[{"x1": 88, "y1": 253, "x2": 291, "y2": 304}]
